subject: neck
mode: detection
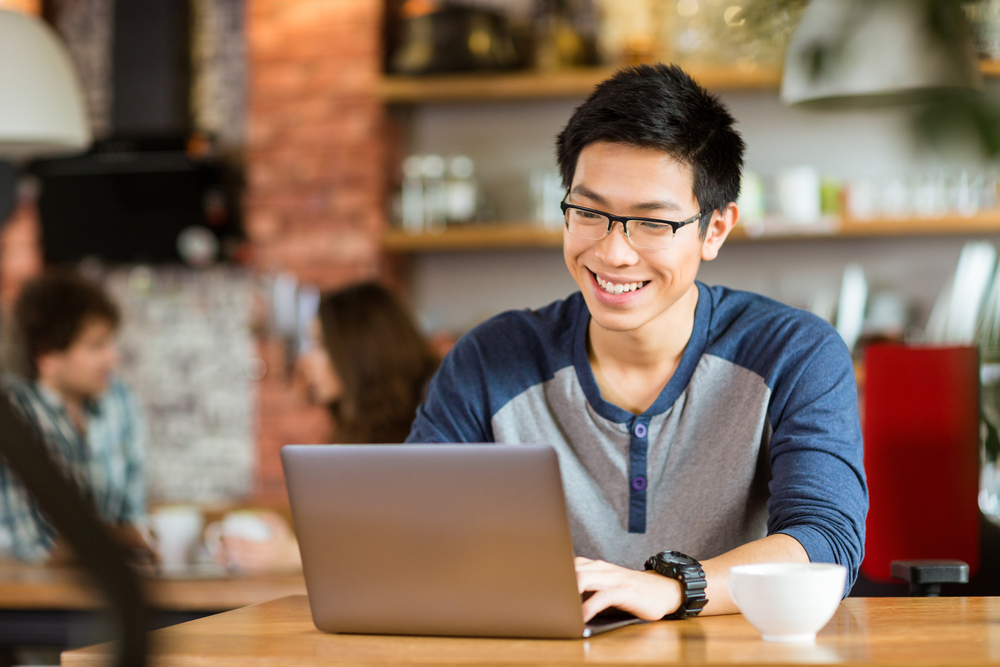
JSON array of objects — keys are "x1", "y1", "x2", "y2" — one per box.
[
  {"x1": 589, "y1": 282, "x2": 700, "y2": 372},
  {"x1": 586, "y1": 283, "x2": 700, "y2": 415},
  {"x1": 38, "y1": 378, "x2": 88, "y2": 412}
]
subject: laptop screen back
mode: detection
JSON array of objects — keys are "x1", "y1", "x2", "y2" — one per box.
[{"x1": 281, "y1": 444, "x2": 587, "y2": 638}]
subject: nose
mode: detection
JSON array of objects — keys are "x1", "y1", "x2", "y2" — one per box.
[{"x1": 594, "y1": 221, "x2": 639, "y2": 267}]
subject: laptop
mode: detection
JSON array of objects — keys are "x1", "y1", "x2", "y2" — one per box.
[{"x1": 281, "y1": 443, "x2": 643, "y2": 639}]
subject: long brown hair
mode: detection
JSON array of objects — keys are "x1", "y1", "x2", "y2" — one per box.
[{"x1": 318, "y1": 282, "x2": 438, "y2": 443}]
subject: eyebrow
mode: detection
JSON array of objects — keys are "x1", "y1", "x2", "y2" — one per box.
[{"x1": 570, "y1": 185, "x2": 684, "y2": 213}]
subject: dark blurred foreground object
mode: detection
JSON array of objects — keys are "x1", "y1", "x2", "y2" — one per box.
[
  {"x1": 0, "y1": 8, "x2": 148, "y2": 666},
  {"x1": 388, "y1": 5, "x2": 524, "y2": 74},
  {"x1": 0, "y1": 391, "x2": 148, "y2": 666},
  {"x1": 862, "y1": 344, "x2": 979, "y2": 596}
]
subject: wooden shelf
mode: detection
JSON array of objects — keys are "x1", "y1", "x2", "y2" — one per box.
[
  {"x1": 383, "y1": 211, "x2": 1000, "y2": 253},
  {"x1": 381, "y1": 61, "x2": 1000, "y2": 103},
  {"x1": 980, "y1": 59, "x2": 1000, "y2": 77},
  {"x1": 379, "y1": 64, "x2": 782, "y2": 103}
]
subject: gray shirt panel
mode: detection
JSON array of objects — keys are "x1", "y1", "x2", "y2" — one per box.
[{"x1": 491, "y1": 353, "x2": 772, "y2": 569}]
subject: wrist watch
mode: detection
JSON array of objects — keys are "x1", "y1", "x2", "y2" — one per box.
[{"x1": 643, "y1": 550, "x2": 709, "y2": 619}]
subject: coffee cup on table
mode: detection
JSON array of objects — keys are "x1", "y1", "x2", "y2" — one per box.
[
  {"x1": 204, "y1": 510, "x2": 275, "y2": 571},
  {"x1": 149, "y1": 505, "x2": 203, "y2": 574},
  {"x1": 728, "y1": 563, "x2": 846, "y2": 643}
]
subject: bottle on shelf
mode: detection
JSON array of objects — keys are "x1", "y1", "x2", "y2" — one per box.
[
  {"x1": 445, "y1": 155, "x2": 478, "y2": 224},
  {"x1": 421, "y1": 154, "x2": 448, "y2": 233}
]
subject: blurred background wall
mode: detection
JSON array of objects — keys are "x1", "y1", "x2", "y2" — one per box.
[{"x1": 1, "y1": 0, "x2": 997, "y2": 506}]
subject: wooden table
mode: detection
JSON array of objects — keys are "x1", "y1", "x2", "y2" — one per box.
[
  {"x1": 62, "y1": 594, "x2": 1000, "y2": 666},
  {"x1": 0, "y1": 562, "x2": 306, "y2": 612},
  {"x1": 0, "y1": 562, "x2": 305, "y2": 647}
]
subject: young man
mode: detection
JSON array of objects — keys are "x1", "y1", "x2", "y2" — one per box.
[
  {"x1": 0, "y1": 270, "x2": 151, "y2": 563},
  {"x1": 407, "y1": 64, "x2": 866, "y2": 621}
]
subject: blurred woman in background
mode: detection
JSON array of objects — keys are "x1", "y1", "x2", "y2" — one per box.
[
  {"x1": 304, "y1": 280, "x2": 439, "y2": 444},
  {"x1": 220, "y1": 281, "x2": 439, "y2": 573}
]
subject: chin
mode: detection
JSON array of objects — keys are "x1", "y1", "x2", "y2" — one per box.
[{"x1": 587, "y1": 308, "x2": 651, "y2": 333}]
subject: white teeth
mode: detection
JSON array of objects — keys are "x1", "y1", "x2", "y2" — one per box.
[{"x1": 594, "y1": 272, "x2": 646, "y2": 295}]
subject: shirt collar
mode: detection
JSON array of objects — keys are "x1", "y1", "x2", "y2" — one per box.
[{"x1": 34, "y1": 380, "x2": 105, "y2": 417}]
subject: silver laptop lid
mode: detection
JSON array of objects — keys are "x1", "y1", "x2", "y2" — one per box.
[{"x1": 281, "y1": 444, "x2": 587, "y2": 638}]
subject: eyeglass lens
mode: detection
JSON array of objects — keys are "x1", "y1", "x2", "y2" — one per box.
[{"x1": 564, "y1": 207, "x2": 676, "y2": 250}]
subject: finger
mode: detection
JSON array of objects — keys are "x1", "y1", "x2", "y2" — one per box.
[{"x1": 581, "y1": 588, "x2": 627, "y2": 623}]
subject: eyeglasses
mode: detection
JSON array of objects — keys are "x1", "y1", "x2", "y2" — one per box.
[{"x1": 560, "y1": 199, "x2": 705, "y2": 250}]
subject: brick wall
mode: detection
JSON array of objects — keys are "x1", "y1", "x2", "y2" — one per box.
[{"x1": 245, "y1": 0, "x2": 388, "y2": 498}]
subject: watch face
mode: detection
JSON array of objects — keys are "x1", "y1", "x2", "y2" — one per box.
[{"x1": 660, "y1": 551, "x2": 698, "y2": 566}]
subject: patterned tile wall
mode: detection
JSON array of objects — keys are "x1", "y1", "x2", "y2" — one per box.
[
  {"x1": 105, "y1": 266, "x2": 257, "y2": 502},
  {"x1": 192, "y1": 0, "x2": 247, "y2": 149},
  {"x1": 48, "y1": 0, "x2": 114, "y2": 139}
]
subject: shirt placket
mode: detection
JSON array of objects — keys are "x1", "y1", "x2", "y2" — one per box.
[{"x1": 627, "y1": 417, "x2": 649, "y2": 533}]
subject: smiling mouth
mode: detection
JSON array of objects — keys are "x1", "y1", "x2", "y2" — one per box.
[{"x1": 591, "y1": 270, "x2": 649, "y2": 295}]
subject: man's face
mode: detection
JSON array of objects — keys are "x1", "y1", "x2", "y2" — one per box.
[
  {"x1": 563, "y1": 141, "x2": 711, "y2": 334},
  {"x1": 37, "y1": 317, "x2": 119, "y2": 399}
]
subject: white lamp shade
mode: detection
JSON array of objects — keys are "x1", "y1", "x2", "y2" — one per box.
[
  {"x1": 782, "y1": 0, "x2": 982, "y2": 106},
  {"x1": 0, "y1": 9, "x2": 91, "y2": 161}
]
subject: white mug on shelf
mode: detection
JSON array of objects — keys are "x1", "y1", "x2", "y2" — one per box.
[{"x1": 776, "y1": 166, "x2": 821, "y2": 224}]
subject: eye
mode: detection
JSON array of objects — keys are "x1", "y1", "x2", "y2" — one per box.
[
  {"x1": 573, "y1": 209, "x2": 603, "y2": 221},
  {"x1": 638, "y1": 221, "x2": 674, "y2": 234}
]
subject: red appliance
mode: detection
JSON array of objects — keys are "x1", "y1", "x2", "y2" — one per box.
[{"x1": 862, "y1": 344, "x2": 980, "y2": 582}]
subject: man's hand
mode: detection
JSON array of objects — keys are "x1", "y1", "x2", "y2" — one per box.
[{"x1": 575, "y1": 556, "x2": 682, "y2": 622}]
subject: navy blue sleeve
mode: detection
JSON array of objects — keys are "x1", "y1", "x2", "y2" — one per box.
[
  {"x1": 763, "y1": 323, "x2": 868, "y2": 595},
  {"x1": 406, "y1": 329, "x2": 496, "y2": 444},
  {"x1": 406, "y1": 302, "x2": 576, "y2": 444}
]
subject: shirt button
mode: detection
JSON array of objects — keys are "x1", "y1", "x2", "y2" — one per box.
[
  {"x1": 634, "y1": 423, "x2": 647, "y2": 438},
  {"x1": 631, "y1": 476, "x2": 647, "y2": 491}
]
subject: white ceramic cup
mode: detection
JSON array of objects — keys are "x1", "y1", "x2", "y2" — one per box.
[
  {"x1": 149, "y1": 505, "x2": 203, "y2": 573},
  {"x1": 204, "y1": 510, "x2": 274, "y2": 569},
  {"x1": 728, "y1": 563, "x2": 846, "y2": 643}
]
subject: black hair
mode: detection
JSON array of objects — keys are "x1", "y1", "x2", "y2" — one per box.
[
  {"x1": 14, "y1": 270, "x2": 120, "y2": 379},
  {"x1": 555, "y1": 63, "x2": 745, "y2": 237}
]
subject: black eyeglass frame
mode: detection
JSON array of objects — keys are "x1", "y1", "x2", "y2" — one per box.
[{"x1": 559, "y1": 199, "x2": 708, "y2": 248}]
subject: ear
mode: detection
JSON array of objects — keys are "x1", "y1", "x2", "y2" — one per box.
[{"x1": 701, "y1": 202, "x2": 739, "y2": 262}]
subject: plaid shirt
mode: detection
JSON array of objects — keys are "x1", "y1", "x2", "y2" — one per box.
[{"x1": 0, "y1": 374, "x2": 147, "y2": 562}]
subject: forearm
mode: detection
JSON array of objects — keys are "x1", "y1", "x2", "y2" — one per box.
[{"x1": 700, "y1": 533, "x2": 809, "y2": 616}]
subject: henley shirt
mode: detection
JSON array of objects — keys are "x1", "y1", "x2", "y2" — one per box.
[{"x1": 407, "y1": 282, "x2": 867, "y2": 592}]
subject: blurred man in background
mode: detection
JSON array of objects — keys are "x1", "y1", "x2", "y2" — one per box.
[{"x1": 0, "y1": 270, "x2": 152, "y2": 563}]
